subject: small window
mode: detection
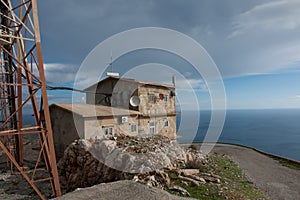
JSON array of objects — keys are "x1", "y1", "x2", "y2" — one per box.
[
  {"x1": 164, "y1": 95, "x2": 168, "y2": 102},
  {"x1": 148, "y1": 94, "x2": 156, "y2": 103},
  {"x1": 131, "y1": 124, "x2": 137, "y2": 132},
  {"x1": 109, "y1": 127, "x2": 114, "y2": 135},
  {"x1": 103, "y1": 127, "x2": 114, "y2": 136},
  {"x1": 149, "y1": 121, "x2": 155, "y2": 134},
  {"x1": 104, "y1": 128, "x2": 109, "y2": 135},
  {"x1": 164, "y1": 120, "x2": 169, "y2": 127}
]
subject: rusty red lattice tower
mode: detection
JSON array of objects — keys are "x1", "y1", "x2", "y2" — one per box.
[{"x1": 0, "y1": 0, "x2": 61, "y2": 199}]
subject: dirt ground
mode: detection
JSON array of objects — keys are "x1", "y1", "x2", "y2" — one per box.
[
  {"x1": 0, "y1": 134, "x2": 54, "y2": 200},
  {"x1": 0, "y1": 172, "x2": 42, "y2": 200}
]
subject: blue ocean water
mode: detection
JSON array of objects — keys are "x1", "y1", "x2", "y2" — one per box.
[
  {"x1": 177, "y1": 109, "x2": 300, "y2": 161},
  {"x1": 22, "y1": 109, "x2": 300, "y2": 161}
]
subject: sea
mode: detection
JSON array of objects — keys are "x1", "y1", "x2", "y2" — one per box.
[
  {"x1": 177, "y1": 109, "x2": 300, "y2": 161},
  {"x1": 22, "y1": 109, "x2": 300, "y2": 161}
]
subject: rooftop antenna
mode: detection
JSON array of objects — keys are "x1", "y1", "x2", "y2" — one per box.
[
  {"x1": 172, "y1": 75, "x2": 176, "y2": 87},
  {"x1": 109, "y1": 51, "x2": 113, "y2": 72},
  {"x1": 106, "y1": 51, "x2": 119, "y2": 77}
]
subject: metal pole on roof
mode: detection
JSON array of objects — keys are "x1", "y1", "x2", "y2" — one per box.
[{"x1": 172, "y1": 75, "x2": 176, "y2": 87}]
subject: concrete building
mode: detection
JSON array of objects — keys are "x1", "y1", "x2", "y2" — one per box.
[
  {"x1": 84, "y1": 77, "x2": 176, "y2": 138},
  {"x1": 50, "y1": 77, "x2": 176, "y2": 158}
]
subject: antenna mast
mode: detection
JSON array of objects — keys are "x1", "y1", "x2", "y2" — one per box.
[
  {"x1": 110, "y1": 51, "x2": 113, "y2": 72},
  {"x1": 106, "y1": 51, "x2": 119, "y2": 77},
  {"x1": 0, "y1": 0, "x2": 61, "y2": 199}
]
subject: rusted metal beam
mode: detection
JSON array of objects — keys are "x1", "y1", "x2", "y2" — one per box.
[
  {"x1": 32, "y1": 0, "x2": 61, "y2": 194},
  {"x1": 0, "y1": 0, "x2": 61, "y2": 198},
  {"x1": 0, "y1": 46, "x2": 41, "y2": 82}
]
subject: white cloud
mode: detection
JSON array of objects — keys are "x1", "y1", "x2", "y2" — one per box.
[
  {"x1": 38, "y1": 0, "x2": 300, "y2": 81},
  {"x1": 176, "y1": 78, "x2": 207, "y2": 92},
  {"x1": 189, "y1": 25, "x2": 212, "y2": 38},
  {"x1": 218, "y1": 0, "x2": 300, "y2": 78},
  {"x1": 230, "y1": 0, "x2": 300, "y2": 38},
  {"x1": 44, "y1": 63, "x2": 78, "y2": 84},
  {"x1": 112, "y1": 63, "x2": 208, "y2": 92}
]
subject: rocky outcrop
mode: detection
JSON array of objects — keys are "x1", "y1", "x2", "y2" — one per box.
[
  {"x1": 57, "y1": 135, "x2": 205, "y2": 192},
  {"x1": 53, "y1": 180, "x2": 197, "y2": 200}
]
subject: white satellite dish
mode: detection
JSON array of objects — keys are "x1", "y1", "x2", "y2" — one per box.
[{"x1": 130, "y1": 96, "x2": 140, "y2": 107}]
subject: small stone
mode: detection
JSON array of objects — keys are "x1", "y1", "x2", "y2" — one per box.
[
  {"x1": 180, "y1": 169, "x2": 200, "y2": 176},
  {"x1": 181, "y1": 181, "x2": 189, "y2": 186},
  {"x1": 148, "y1": 175, "x2": 156, "y2": 182},
  {"x1": 169, "y1": 185, "x2": 190, "y2": 196},
  {"x1": 178, "y1": 175, "x2": 200, "y2": 187},
  {"x1": 199, "y1": 177, "x2": 206, "y2": 183},
  {"x1": 211, "y1": 173, "x2": 222, "y2": 179}
]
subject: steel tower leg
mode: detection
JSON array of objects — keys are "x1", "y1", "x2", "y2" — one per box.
[{"x1": 0, "y1": 0, "x2": 61, "y2": 199}]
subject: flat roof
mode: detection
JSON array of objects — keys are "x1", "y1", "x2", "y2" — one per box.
[
  {"x1": 84, "y1": 77, "x2": 175, "y2": 91},
  {"x1": 51, "y1": 104, "x2": 141, "y2": 118}
]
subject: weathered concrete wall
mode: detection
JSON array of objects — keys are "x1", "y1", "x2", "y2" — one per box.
[
  {"x1": 86, "y1": 79, "x2": 175, "y2": 116},
  {"x1": 84, "y1": 115, "x2": 139, "y2": 139},
  {"x1": 50, "y1": 106, "x2": 84, "y2": 158},
  {"x1": 110, "y1": 80, "x2": 139, "y2": 110},
  {"x1": 138, "y1": 115, "x2": 176, "y2": 139},
  {"x1": 138, "y1": 85, "x2": 175, "y2": 116},
  {"x1": 86, "y1": 79, "x2": 139, "y2": 111},
  {"x1": 86, "y1": 80, "x2": 113, "y2": 106},
  {"x1": 84, "y1": 114, "x2": 176, "y2": 140}
]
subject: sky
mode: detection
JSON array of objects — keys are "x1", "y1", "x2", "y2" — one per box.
[{"x1": 36, "y1": 0, "x2": 300, "y2": 110}]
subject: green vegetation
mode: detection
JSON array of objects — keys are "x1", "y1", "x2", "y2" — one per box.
[
  {"x1": 268, "y1": 156, "x2": 300, "y2": 170},
  {"x1": 167, "y1": 153, "x2": 268, "y2": 200}
]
